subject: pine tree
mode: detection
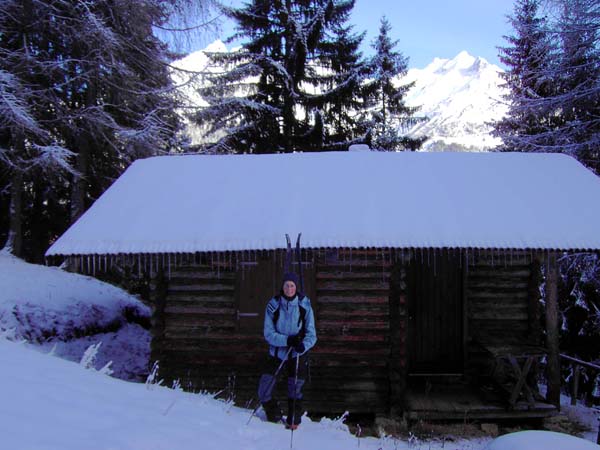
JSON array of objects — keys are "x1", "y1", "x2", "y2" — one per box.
[
  {"x1": 552, "y1": 0, "x2": 600, "y2": 170},
  {"x1": 494, "y1": 0, "x2": 600, "y2": 170},
  {"x1": 493, "y1": 0, "x2": 558, "y2": 152},
  {"x1": 363, "y1": 17, "x2": 425, "y2": 151},
  {"x1": 194, "y1": 0, "x2": 369, "y2": 153},
  {"x1": 316, "y1": 22, "x2": 368, "y2": 149}
]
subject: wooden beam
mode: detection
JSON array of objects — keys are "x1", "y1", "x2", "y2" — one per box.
[{"x1": 544, "y1": 252, "x2": 561, "y2": 408}]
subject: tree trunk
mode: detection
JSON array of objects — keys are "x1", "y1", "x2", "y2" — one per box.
[
  {"x1": 4, "y1": 169, "x2": 24, "y2": 257},
  {"x1": 70, "y1": 136, "x2": 90, "y2": 223},
  {"x1": 545, "y1": 252, "x2": 561, "y2": 408}
]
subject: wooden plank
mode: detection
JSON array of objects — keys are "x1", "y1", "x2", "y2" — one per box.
[
  {"x1": 164, "y1": 306, "x2": 236, "y2": 315},
  {"x1": 468, "y1": 269, "x2": 531, "y2": 278},
  {"x1": 470, "y1": 319, "x2": 529, "y2": 329},
  {"x1": 317, "y1": 280, "x2": 390, "y2": 290},
  {"x1": 467, "y1": 280, "x2": 529, "y2": 289},
  {"x1": 316, "y1": 303, "x2": 390, "y2": 320},
  {"x1": 165, "y1": 294, "x2": 235, "y2": 303},
  {"x1": 316, "y1": 272, "x2": 390, "y2": 280},
  {"x1": 169, "y1": 271, "x2": 236, "y2": 280},
  {"x1": 316, "y1": 327, "x2": 389, "y2": 337},
  {"x1": 316, "y1": 334, "x2": 388, "y2": 343},
  {"x1": 311, "y1": 346, "x2": 389, "y2": 356},
  {"x1": 166, "y1": 300, "x2": 236, "y2": 309},
  {"x1": 317, "y1": 295, "x2": 389, "y2": 304},
  {"x1": 317, "y1": 260, "x2": 392, "y2": 269},
  {"x1": 468, "y1": 305, "x2": 528, "y2": 321},
  {"x1": 317, "y1": 320, "x2": 389, "y2": 330},
  {"x1": 168, "y1": 284, "x2": 235, "y2": 292},
  {"x1": 163, "y1": 317, "x2": 236, "y2": 328}
]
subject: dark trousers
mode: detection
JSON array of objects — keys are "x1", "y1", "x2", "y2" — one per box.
[{"x1": 257, "y1": 353, "x2": 308, "y2": 403}]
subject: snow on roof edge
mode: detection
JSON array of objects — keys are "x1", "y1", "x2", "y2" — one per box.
[{"x1": 46, "y1": 244, "x2": 600, "y2": 258}]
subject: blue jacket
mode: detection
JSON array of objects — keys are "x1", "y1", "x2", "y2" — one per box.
[{"x1": 264, "y1": 294, "x2": 317, "y2": 360}]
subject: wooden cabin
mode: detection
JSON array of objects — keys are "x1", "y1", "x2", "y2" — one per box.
[{"x1": 46, "y1": 150, "x2": 600, "y2": 421}]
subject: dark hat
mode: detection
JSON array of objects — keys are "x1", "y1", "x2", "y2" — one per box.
[{"x1": 282, "y1": 272, "x2": 299, "y2": 287}]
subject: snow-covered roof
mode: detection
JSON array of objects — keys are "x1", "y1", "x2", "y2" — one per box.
[{"x1": 46, "y1": 151, "x2": 600, "y2": 256}]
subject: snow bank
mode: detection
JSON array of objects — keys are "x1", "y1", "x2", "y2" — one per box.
[
  {"x1": 485, "y1": 430, "x2": 598, "y2": 450},
  {"x1": 0, "y1": 251, "x2": 151, "y2": 380}
]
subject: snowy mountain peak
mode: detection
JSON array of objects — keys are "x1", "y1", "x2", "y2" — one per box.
[
  {"x1": 451, "y1": 50, "x2": 477, "y2": 68},
  {"x1": 427, "y1": 51, "x2": 490, "y2": 77},
  {"x1": 204, "y1": 39, "x2": 228, "y2": 53},
  {"x1": 404, "y1": 52, "x2": 507, "y2": 151}
]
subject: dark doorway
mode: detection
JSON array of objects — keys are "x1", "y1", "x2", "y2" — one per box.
[{"x1": 407, "y1": 250, "x2": 464, "y2": 373}]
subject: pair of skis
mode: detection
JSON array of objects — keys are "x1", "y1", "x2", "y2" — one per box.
[
  {"x1": 284, "y1": 233, "x2": 304, "y2": 293},
  {"x1": 285, "y1": 233, "x2": 303, "y2": 447}
]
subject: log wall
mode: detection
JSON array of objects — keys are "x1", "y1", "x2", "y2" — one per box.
[
  {"x1": 308, "y1": 249, "x2": 393, "y2": 415},
  {"x1": 465, "y1": 251, "x2": 543, "y2": 382},
  {"x1": 149, "y1": 249, "x2": 543, "y2": 417},
  {"x1": 466, "y1": 251, "x2": 541, "y2": 346},
  {"x1": 150, "y1": 249, "x2": 396, "y2": 417}
]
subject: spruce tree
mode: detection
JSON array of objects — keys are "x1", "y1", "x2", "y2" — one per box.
[
  {"x1": 494, "y1": 0, "x2": 600, "y2": 170},
  {"x1": 552, "y1": 0, "x2": 600, "y2": 170},
  {"x1": 363, "y1": 17, "x2": 425, "y2": 151},
  {"x1": 316, "y1": 23, "x2": 368, "y2": 148},
  {"x1": 194, "y1": 0, "x2": 369, "y2": 153},
  {"x1": 493, "y1": 0, "x2": 557, "y2": 152}
]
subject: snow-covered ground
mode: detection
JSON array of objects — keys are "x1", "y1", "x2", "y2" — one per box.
[{"x1": 0, "y1": 252, "x2": 599, "y2": 449}]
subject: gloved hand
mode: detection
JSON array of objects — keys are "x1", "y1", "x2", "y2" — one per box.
[{"x1": 287, "y1": 335, "x2": 305, "y2": 353}]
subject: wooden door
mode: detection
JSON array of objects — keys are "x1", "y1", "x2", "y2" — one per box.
[
  {"x1": 236, "y1": 251, "x2": 316, "y2": 334},
  {"x1": 407, "y1": 250, "x2": 464, "y2": 373}
]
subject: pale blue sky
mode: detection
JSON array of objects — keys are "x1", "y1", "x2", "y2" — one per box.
[{"x1": 212, "y1": 0, "x2": 514, "y2": 69}]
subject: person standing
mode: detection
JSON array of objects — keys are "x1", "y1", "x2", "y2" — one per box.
[{"x1": 257, "y1": 272, "x2": 317, "y2": 429}]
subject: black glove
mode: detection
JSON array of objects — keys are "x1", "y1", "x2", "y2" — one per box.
[
  {"x1": 287, "y1": 334, "x2": 302, "y2": 348},
  {"x1": 287, "y1": 335, "x2": 305, "y2": 353}
]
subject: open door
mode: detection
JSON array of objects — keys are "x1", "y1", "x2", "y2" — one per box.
[{"x1": 407, "y1": 250, "x2": 464, "y2": 373}]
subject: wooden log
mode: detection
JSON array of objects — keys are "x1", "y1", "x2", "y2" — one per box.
[
  {"x1": 317, "y1": 295, "x2": 389, "y2": 304},
  {"x1": 169, "y1": 271, "x2": 236, "y2": 280},
  {"x1": 165, "y1": 294, "x2": 235, "y2": 303},
  {"x1": 168, "y1": 283, "x2": 235, "y2": 292},
  {"x1": 317, "y1": 272, "x2": 390, "y2": 280},
  {"x1": 164, "y1": 305, "x2": 236, "y2": 315},
  {"x1": 466, "y1": 290, "x2": 529, "y2": 299},
  {"x1": 316, "y1": 307, "x2": 389, "y2": 317},
  {"x1": 545, "y1": 252, "x2": 561, "y2": 408},
  {"x1": 470, "y1": 319, "x2": 529, "y2": 329},
  {"x1": 467, "y1": 280, "x2": 530, "y2": 289},
  {"x1": 468, "y1": 304, "x2": 529, "y2": 322},
  {"x1": 317, "y1": 320, "x2": 389, "y2": 330},
  {"x1": 468, "y1": 298, "x2": 529, "y2": 308},
  {"x1": 468, "y1": 269, "x2": 531, "y2": 278},
  {"x1": 317, "y1": 280, "x2": 390, "y2": 290},
  {"x1": 317, "y1": 260, "x2": 392, "y2": 269}
]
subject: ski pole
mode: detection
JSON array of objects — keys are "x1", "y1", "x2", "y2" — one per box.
[
  {"x1": 290, "y1": 353, "x2": 300, "y2": 449},
  {"x1": 247, "y1": 347, "x2": 293, "y2": 425}
]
